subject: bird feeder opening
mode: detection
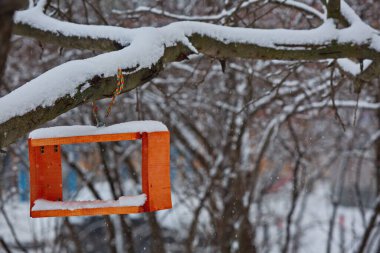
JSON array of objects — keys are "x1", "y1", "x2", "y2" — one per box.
[{"x1": 28, "y1": 121, "x2": 172, "y2": 218}]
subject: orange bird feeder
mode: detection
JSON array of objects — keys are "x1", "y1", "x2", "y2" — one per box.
[{"x1": 28, "y1": 121, "x2": 172, "y2": 218}]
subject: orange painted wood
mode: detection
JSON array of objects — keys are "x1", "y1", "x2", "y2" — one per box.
[
  {"x1": 142, "y1": 132, "x2": 172, "y2": 212},
  {"x1": 28, "y1": 130, "x2": 172, "y2": 218},
  {"x1": 29, "y1": 143, "x2": 62, "y2": 217},
  {"x1": 30, "y1": 132, "x2": 142, "y2": 146},
  {"x1": 31, "y1": 206, "x2": 144, "y2": 218},
  {"x1": 28, "y1": 139, "x2": 38, "y2": 214}
]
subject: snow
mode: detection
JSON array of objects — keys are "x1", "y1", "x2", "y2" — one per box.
[
  {"x1": 340, "y1": 0, "x2": 367, "y2": 25},
  {"x1": 32, "y1": 194, "x2": 146, "y2": 211},
  {"x1": 0, "y1": 202, "x2": 59, "y2": 246},
  {"x1": 254, "y1": 181, "x2": 371, "y2": 253},
  {"x1": 15, "y1": 1, "x2": 371, "y2": 56},
  {"x1": 172, "y1": 19, "x2": 339, "y2": 48},
  {"x1": 338, "y1": 1, "x2": 378, "y2": 47},
  {"x1": 118, "y1": 195, "x2": 146, "y2": 206},
  {"x1": 280, "y1": 0, "x2": 325, "y2": 20},
  {"x1": 0, "y1": 29, "x2": 166, "y2": 124},
  {"x1": 0, "y1": 180, "x2": 375, "y2": 252},
  {"x1": 294, "y1": 99, "x2": 380, "y2": 113},
  {"x1": 29, "y1": 121, "x2": 168, "y2": 139},
  {"x1": 337, "y1": 59, "x2": 372, "y2": 76}
]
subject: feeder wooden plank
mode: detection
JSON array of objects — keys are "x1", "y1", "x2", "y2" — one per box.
[
  {"x1": 31, "y1": 206, "x2": 144, "y2": 218},
  {"x1": 142, "y1": 132, "x2": 172, "y2": 212},
  {"x1": 30, "y1": 132, "x2": 143, "y2": 146}
]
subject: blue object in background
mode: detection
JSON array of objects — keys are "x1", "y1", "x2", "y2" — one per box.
[
  {"x1": 18, "y1": 168, "x2": 28, "y2": 202},
  {"x1": 67, "y1": 169, "x2": 77, "y2": 197},
  {"x1": 170, "y1": 146, "x2": 178, "y2": 179}
]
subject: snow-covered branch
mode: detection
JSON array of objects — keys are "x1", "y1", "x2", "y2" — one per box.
[
  {"x1": 13, "y1": 1, "x2": 380, "y2": 59},
  {"x1": 1, "y1": 0, "x2": 380, "y2": 147},
  {"x1": 13, "y1": 3, "x2": 131, "y2": 51}
]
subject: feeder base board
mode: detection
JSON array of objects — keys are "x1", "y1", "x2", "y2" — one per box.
[{"x1": 31, "y1": 206, "x2": 145, "y2": 218}]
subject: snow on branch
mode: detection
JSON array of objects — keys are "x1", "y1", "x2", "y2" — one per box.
[
  {"x1": 295, "y1": 99, "x2": 380, "y2": 113},
  {"x1": 13, "y1": 0, "x2": 380, "y2": 55},
  {"x1": 14, "y1": 3, "x2": 132, "y2": 51},
  {"x1": 269, "y1": 0, "x2": 325, "y2": 20},
  {"x1": 113, "y1": 0, "x2": 325, "y2": 22},
  {"x1": 1, "y1": 0, "x2": 380, "y2": 147}
]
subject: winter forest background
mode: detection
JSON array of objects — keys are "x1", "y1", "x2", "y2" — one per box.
[{"x1": 0, "y1": 0, "x2": 380, "y2": 252}]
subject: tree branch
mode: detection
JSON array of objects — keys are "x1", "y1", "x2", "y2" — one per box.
[
  {"x1": 0, "y1": 43, "x2": 189, "y2": 148},
  {"x1": 1, "y1": 2, "x2": 380, "y2": 147},
  {"x1": 12, "y1": 4, "x2": 380, "y2": 60},
  {"x1": 327, "y1": 0, "x2": 341, "y2": 19},
  {"x1": 13, "y1": 5, "x2": 129, "y2": 51},
  {"x1": 13, "y1": 23, "x2": 124, "y2": 51}
]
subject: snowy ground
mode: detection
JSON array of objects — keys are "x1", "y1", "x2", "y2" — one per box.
[
  {"x1": 255, "y1": 182, "x2": 371, "y2": 253},
  {"x1": 0, "y1": 181, "x2": 374, "y2": 252}
]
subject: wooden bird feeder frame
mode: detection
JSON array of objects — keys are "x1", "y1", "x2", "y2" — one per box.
[{"x1": 28, "y1": 129, "x2": 171, "y2": 218}]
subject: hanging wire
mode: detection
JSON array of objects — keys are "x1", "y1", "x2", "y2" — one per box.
[
  {"x1": 91, "y1": 68, "x2": 125, "y2": 127},
  {"x1": 106, "y1": 68, "x2": 125, "y2": 118},
  {"x1": 136, "y1": 86, "x2": 142, "y2": 120},
  {"x1": 92, "y1": 101, "x2": 100, "y2": 126}
]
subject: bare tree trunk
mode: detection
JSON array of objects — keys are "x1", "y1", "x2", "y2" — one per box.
[
  {"x1": 356, "y1": 83, "x2": 380, "y2": 253},
  {"x1": 238, "y1": 212, "x2": 256, "y2": 253},
  {"x1": 282, "y1": 157, "x2": 301, "y2": 253},
  {"x1": 147, "y1": 213, "x2": 166, "y2": 253},
  {"x1": 376, "y1": 87, "x2": 380, "y2": 196},
  {"x1": 0, "y1": 0, "x2": 27, "y2": 79},
  {"x1": 326, "y1": 156, "x2": 349, "y2": 253},
  {"x1": 357, "y1": 83, "x2": 380, "y2": 253},
  {"x1": 326, "y1": 0, "x2": 341, "y2": 19},
  {"x1": 63, "y1": 218, "x2": 84, "y2": 253},
  {"x1": 0, "y1": 236, "x2": 11, "y2": 253},
  {"x1": 119, "y1": 216, "x2": 135, "y2": 253},
  {"x1": 0, "y1": 206, "x2": 28, "y2": 253},
  {"x1": 356, "y1": 199, "x2": 380, "y2": 253}
]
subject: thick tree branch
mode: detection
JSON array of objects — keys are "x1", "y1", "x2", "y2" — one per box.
[
  {"x1": 0, "y1": 44, "x2": 190, "y2": 148},
  {"x1": 327, "y1": 0, "x2": 341, "y2": 19},
  {"x1": 13, "y1": 4, "x2": 130, "y2": 51},
  {"x1": 189, "y1": 34, "x2": 379, "y2": 61},
  {"x1": 12, "y1": 4, "x2": 380, "y2": 60},
  {"x1": 14, "y1": 18, "x2": 380, "y2": 61},
  {"x1": 355, "y1": 61, "x2": 380, "y2": 83},
  {"x1": 1, "y1": 29, "x2": 380, "y2": 148},
  {"x1": 13, "y1": 23, "x2": 124, "y2": 51},
  {"x1": 1, "y1": 1, "x2": 380, "y2": 148}
]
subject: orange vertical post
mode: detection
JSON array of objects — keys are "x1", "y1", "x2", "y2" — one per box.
[
  {"x1": 29, "y1": 141, "x2": 62, "y2": 215},
  {"x1": 29, "y1": 139, "x2": 38, "y2": 215},
  {"x1": 141, "y1": 132, "x2": 172, "y2": 212}
]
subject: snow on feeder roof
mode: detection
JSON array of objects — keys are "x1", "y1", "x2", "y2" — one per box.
[{"x1": 28, "y1": 121, "x2": 172, "y2": 218}]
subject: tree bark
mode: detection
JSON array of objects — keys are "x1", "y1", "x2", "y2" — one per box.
[
  {"x1": 1, "y1": 5, "x2": 380, "y2": 148},
  {"x1": 0, "y1": 0, "x2": 27, "y2": 79},
  {"x1": 376, "y1": 84, "x2": 380, "y2": 196},
  {"x1": 327, "y1": 0, "x2": 341, "y2": 20}
]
